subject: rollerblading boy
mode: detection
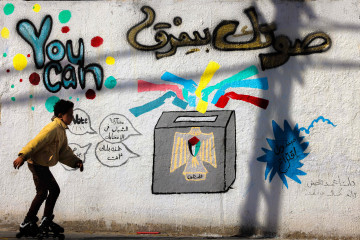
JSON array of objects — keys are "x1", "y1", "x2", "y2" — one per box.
[{"x1": 13, "y1": 100, "x2": 84, "y2": 239}]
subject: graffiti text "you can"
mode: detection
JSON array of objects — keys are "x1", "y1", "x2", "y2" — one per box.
[{"x1": 16, "y1": 15, "x2": 104, "y2": 93}]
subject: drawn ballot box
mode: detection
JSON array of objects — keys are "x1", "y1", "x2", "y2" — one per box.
[{"x1": 152, "y1": 110, "x2": 236, "y2": 194}]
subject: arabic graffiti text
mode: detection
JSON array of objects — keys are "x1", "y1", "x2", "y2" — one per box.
[
  {"x1": 127, "y1": 6, "x2": 331, "y2": 70},
  {"x1": 257, "y1": 120, "x2": 309, "y2": 188},
  {"x1": 305, "y1": 176, "x2": 357, "y2": 199}
]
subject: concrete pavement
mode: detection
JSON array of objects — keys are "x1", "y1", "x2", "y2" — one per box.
[{"x1": 0, "y1": 230, "x2": 288, "y2": 239}]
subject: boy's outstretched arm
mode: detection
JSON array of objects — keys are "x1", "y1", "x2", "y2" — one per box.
[
  {"x1": 14, "y1": 126, "x2": 57, "y2": 170},
  {"x1": 13, "y1": 156, "x2": 25, "y2": 169},
  {"x1": 59, "y1": 145, "x2": 84, "y2": 172},
  {"x1": 76, "y1": 161, "x2": 84, "y2": 172}
]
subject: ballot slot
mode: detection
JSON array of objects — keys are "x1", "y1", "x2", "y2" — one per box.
[{"x1": 174, "y1": 116, "x2": 218, "y2": 123}]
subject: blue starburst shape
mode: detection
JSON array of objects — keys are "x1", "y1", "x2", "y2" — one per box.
[{"x1": 257, "y1": 120, "x2": 309, "y2": 188}]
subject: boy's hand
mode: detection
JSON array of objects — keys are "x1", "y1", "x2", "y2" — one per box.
[
  {"x1": 13, "y1": 157, "x2": 25, "y2": 169},
  {"x1": 76, "y1": 161, "x2": 84, "y2": 172}
]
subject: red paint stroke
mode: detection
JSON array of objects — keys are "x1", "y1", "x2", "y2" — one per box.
[
  {"x1": 27, "y1": 54, "x2": 31, "y2": 57},
  {"x1": 136, "y1": 232, "x2": 160, "y2": 235},
  {"x1": 138, "y1": 80, "x2": 184, "y2": 100},
  {"x1": 91, "y1": 36, "x2": 103, "y2": 47},
  {"x1": 29, "y1": 72, "x2": 40, "y2": 85},
  {"x1": 215, "y1": 92, "x2": 269, "y2": 109},
  {"x1": 85, "y1": 89, "x2": 96, "y2": 100},
  {"x1": 6, "y1": 69, "x2": 10, "y2": 73},
  {"x1": 20, "y1": 79, "x2": 23, "y2": 82},
  {"x1": 189, "y1": 136, "x2": 200, "y2": 145},
  {"x1": 61, "y1": 26, "x2": 70, "y2": 33}
]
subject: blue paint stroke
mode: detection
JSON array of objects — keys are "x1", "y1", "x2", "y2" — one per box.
[
  {"x1": 129, "y1": 91, "x2": 188, "y2": 117},
  {"x1": 299, "y1": 116, "x2": 337, "y2": 134},
  {"x1": 188, "y1": 95, "x2": 197, "y2": 107},
  {"x1": 17, "y1": 15, "x2": 52, "y2": 68},
  {"x1": 211, "y1": 77, "x2": 269, "y2": 104},
  {"x1": 201, "y1": 65, "x2": 258, "y2": 102},
  {"x1": 182, "y1": 89, "x2": 189, "y2": 102},
  {"x1": 161, "y1": 72, "x2": 198, "y2": 93},
  {"x1": 257, "y1": 120, "x2": 309, "y2": 188}
]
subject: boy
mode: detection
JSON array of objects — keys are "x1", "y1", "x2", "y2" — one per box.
[{"x1": 13, "y1": 99, "x2": 84, "y2": 237}]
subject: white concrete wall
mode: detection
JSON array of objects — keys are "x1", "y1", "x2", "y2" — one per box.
[{"x1": 0, "y1": 0, "x2": 359, "y2": 238}]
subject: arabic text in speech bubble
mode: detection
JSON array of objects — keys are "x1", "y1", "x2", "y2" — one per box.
[
  {"x1": 99, "y1": 113, "x2": 141, "y2": 143},
  {"x1": 95, "y1": 140, "x2": 139, "y2": 167},
  {"x1": 61, "y1": 143, "x2": 91, "y2": 171}
]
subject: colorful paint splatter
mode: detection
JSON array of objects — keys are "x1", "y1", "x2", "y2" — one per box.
[
  {"x1": 32, "y1": 4, "x2": 41, "y2": 13},
  {"x1": 257, "y1": 120, "x2": 309, "y2": 188},
  {"x1": 59, "y1": 10, "x2": 71, "y2": 23},
  {"x1": 104, "y1": 76, "x2": 117, "y2": 89},
  {"x1": 129, "y1": 63, "x2": 269, "y2": 117},
  {"x1": 13, "y1": 54, "x2": 28, "y2": 71},
  {"x1": 3, "y1": 3, "x2": 15, "y2": 15},
  {"x1": 29, "y1": 72, "x2": 40, "y2": 85},
  {"x1": 85, "y1": 89, "x2": 96, "y2": 99},
  {"x1": 45, "y1": 96, "x2": 60, "y2": 112},
  {"x1": 61, "y1": 26, "x2": 70, "y2": 33},
  {"x1": 91, "y1": 36, "x2": 103, "y2": 47},
  {"x1": 1, "y1": 27, "x2": 10, "y2": 39}
]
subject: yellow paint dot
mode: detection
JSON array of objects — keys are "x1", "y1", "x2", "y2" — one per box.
[
  {"x1": 13, "y1": 54, "x2": 28, "y2": 71},
  {"x1": 1, "y1": 27, "x2": 10, "y2": 39},
  {"x1": 32, "y1": 4, "x2": 41, "y2": 12},
  {"x1": 106, "y1": 56, "x2": 115, "y2": 65}
]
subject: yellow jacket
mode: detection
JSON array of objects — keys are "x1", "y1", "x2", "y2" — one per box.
[{"x1": 19, "y1": 118, "x2": 81, "y2": 168}]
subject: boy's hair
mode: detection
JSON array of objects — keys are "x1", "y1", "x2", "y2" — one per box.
[{"x1": 54, "y1": 99, "x2": 74, "y2": 117}]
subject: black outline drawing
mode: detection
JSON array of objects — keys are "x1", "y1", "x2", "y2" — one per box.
[
  {"x1": 61, "y1": 143, "x2": 91, "y2": 171},
  {"x1": 43, "y1": 61, "x2": 62, "y2": 93},
  {"x1": 68, "y1": 108, "x2": 96, "y2": 135},
  {"x1": 126, "y1": 6, "x2": 331, "y2": 70},
  {"x1": 46, "y1": 40, "x2": 66, "y2": 62},
  {"x1": 152, "y1": 110, "x2": 236, "y2": 194},
  {"x1": 99, "y1": 113, "x2": 141, "y2": 143},
  {"x1": 95, "y1": 140, "x2": 139, "y2": 168}
]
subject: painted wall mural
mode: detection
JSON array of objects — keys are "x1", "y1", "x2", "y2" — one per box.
[
  {"x1": 127, "y1": 6, "x2": 332, "y2": 70},
  {"x1": 257, "y1": 117, "x2": 337, "y2": 188},
  {"x1": 3, "y1": 0, "x2": 360, "y2": 236},
  {"x1": 299, "y1": 116, "x2": 337, "y2": 135},
  {"x1": 96, "y1": 114, "x2": 140, "y2": 167},
  {"x1": 4, "y1": 4, "x2": 119, "y2": 108},
  {"x1": 257, "y1": 120, "x2": 309, "y2": 188},
  {"x1": 2, "y1": 2, "x2": 338, "y2": 189},
  {"x1": 130, "y1": 64, "x2": 269, "y2": 116},
  {"x1": 62, "y1": 111, "x2": 141, "y2": 169},
  {"x1": 16, "y1": 15, "x2": 104, "y2": 93},
  {"x1": 3, "y1": 3, "x2": 330, "y2": 112},
  {"x1": 2, "y1": 2, "x2": 339, "y2": 188},
  {"x1": 152, "y1": 111, "x2": 236, "y2": 194},
  {"x1": 68, "y1": 108, "x2": 96, "y2": 135}
]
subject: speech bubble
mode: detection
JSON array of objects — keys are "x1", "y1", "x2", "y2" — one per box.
[
  {"x1": 99, "y1": 113, "x2": 141, "y2": 143},
  {"x1": 61, "y1": 143, "x2": 91, "y2": 171},
  {"x1": 95, "y1": 140, "x2": 139, "y2": 167},
  {"x1": 68, "y1": 108, "x2": 96, "y2": 135}
]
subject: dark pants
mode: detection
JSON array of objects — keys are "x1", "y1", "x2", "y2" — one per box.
[{"x1": 26, "y1": 163, "x2": 60, "y2": 219}]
